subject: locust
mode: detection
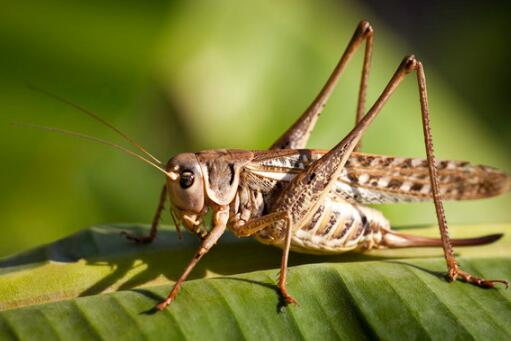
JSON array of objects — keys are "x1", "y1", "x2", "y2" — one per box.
[{"x1": 27, "y1": 20, "x2": 511, "y2": 311}]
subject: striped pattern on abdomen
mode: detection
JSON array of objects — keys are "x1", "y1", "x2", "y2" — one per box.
[{"x1": 256, "y1": 196, "x2": 390, "y2": 255}]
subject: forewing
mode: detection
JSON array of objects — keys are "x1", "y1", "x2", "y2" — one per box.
[
  {"x1": 247, "y1": 150, "x2": 511, "y2": 204},
  {"x1": 340, "y1": 154, "x2": 510, "y2": 203}
]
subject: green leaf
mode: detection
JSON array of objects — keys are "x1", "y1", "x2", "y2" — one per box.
[{"x1": 0, "y1": 224, "x2": 510, "y2": 339}]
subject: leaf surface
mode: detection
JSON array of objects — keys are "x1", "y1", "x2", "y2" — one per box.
[{"x1": 0, "y1": 224, "x2": 510, "y2": 339}]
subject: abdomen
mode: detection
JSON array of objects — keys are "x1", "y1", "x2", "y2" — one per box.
[{"x1": 256, "y1": 196, "x2": 390, "y2": 255}]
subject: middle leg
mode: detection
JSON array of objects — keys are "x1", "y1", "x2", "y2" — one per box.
[{"x1": 230, "y1": 211, "x2": 295, "y2": 303}]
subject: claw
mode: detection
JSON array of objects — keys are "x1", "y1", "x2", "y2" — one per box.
[
  {"x1": 451, "y1": 269, "x2": 509, "y2": 289},
  {"x1": 279, "y1": 286, "x2": 299, "y2": 306},
  {"x1": 283, "y1": 293, "x2": 299, "y2": 305},
  {"x1": 155, "y1": 299, "x2": 172, "y2": 311}
]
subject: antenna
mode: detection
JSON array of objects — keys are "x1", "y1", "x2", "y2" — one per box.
[
  {"x1": 28, "y1": 84, "x2": 162, "y2": 165},
  {"x1": 14, "y1": 122, "x2": 171, "y2": 177}
]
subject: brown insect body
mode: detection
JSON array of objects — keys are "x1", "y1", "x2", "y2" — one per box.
[
  {"x1": 176, "y1": 149, "x2": 509, "y2": 255},
  {"x1": 28, "y1": 20, "x2": 511, "y2": 311}
]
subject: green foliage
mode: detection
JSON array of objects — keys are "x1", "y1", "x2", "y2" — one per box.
[{"x1": 0, "y1": 224, "x2": 510, "y2": 339}]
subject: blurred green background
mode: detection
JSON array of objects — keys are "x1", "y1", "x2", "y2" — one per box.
[{"x1": 1, "y1": 0, "x2": 510, "y2": 257}]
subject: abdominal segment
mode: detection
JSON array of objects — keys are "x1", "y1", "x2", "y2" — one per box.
[{"x1": 256, "y1": 196, "x2": 390, "y2": 255}]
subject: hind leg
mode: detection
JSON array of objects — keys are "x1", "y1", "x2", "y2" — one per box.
[
  {"x1": 270, "y1": 55, "x2": 508, "y2": 303},
  {"x1": 271, "y1": 20, "x2": 373, "y2": 151}
]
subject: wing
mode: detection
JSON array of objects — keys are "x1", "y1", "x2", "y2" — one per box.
[{"x1": 247, "y1": 149, "x2": 511, "y2": 204}]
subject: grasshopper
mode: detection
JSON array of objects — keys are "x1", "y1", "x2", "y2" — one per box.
[{"x1": 28, "y1": 21, "x2": 510, "y2": 311}]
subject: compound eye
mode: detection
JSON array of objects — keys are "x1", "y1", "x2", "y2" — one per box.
[{"x1": 179, "y1": 170, "x2": 195, "y2": 189}]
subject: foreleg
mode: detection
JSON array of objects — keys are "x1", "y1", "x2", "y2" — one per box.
[
  {"x1": 155, "y1": 206, "x2": 229, "y2": 310},
  {"x1": 122, "y1": 184, "x2": 167, "y2": 243}
]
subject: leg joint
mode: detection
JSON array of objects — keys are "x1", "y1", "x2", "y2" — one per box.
[
  {"x1": 357, "y1": 20, "x2": 374, "y2": 37},
  {"x1": 401, "y1": 55, "x2": 419, "y2": 73},
  {"x1": 196, "y1": 247, "x2": 208, "y2": 258}
]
